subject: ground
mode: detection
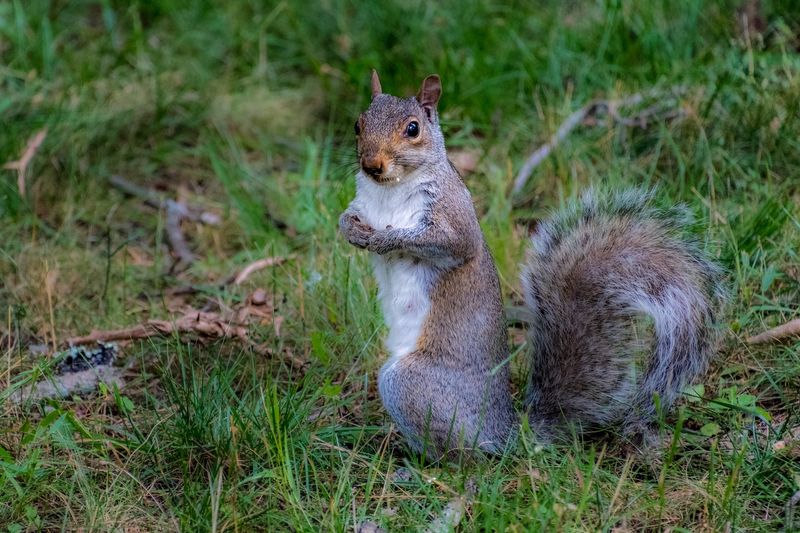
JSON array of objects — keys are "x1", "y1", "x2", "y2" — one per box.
[{"x1": 1, "y1": 1, "x2": 799, "y2": 531}]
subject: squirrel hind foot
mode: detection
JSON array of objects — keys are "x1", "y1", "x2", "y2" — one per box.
[{"x1": 528, "y1": 413, "x2": 667, "y2": 455}]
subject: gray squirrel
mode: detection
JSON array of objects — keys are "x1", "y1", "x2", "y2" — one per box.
[{"x1": 339, "y1": 71, "x2": 725, "y2": 458}]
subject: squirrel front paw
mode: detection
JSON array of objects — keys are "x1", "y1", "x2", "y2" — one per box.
[
  {"x1": 339, "y1": 211, "x2": 375, "y2": 249},
  {"x1": 366, "y1": 230, "x2": 395, "y2": 255}
]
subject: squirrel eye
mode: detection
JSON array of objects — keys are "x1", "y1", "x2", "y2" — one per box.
[
  {"x1": 406, "y1": 121, "x2": 419, "y2": 138},
  {"x1": 354, "y1": 120, "x2": 361, "y2": 135}
]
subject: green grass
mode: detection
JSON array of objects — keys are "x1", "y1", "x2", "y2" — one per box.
[{"x1": 2, "y1": 0, "x2": 799, "y2": 530}]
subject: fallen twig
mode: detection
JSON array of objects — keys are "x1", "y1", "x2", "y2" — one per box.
[
  {"x1": 165, "y1": 202, "x2": 196, "y2": 266},
  {"x1": 65, "y1": 312, "x2": 248, "y2": 346},
  {"x1": 230, "y1": 256, "x2": 293, "y2": 285},
  {"x1": 604, "y1": 100, "x2": 683, "y2": 128},
  {"x1": 63, "y1": 290, "x2": 304, "y2": 369},
  {"x1": 109, "y1": 175, "x2": 220, "y2": 224},
  {"x1": 512, "y1": 87, "x2": 686, "y2": 195},
  {"x1": 159, "y1": 256, "x2": 292, "y2": 305},
  {"x1": 747, "y1": 318, "x2": 800, "y2": 345},
  {"x1": 109, "y1": 175, "x2": 221, "y2": 267},
  {"x1": 3, "y1": 128, "x2": 47, "y2": 197},
  {"x1": 512, "y1": 101, "x2": 600, "y2": 195}
]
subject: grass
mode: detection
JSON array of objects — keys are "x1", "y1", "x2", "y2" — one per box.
[{"x1": 1, "y1": 0, "x2": 799, "y2": 530}]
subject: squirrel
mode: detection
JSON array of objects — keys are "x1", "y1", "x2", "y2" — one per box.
[{"x1": 339, "y1": 71, "x2": 725, "y2": 458}]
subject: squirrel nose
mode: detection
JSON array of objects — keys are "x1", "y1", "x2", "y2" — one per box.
[{"x1": 361, "y1": 157, "x2": 385, "y2": 177}]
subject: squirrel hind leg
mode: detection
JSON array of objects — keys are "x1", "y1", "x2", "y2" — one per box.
[{"x1": 378, "y1": 352, "x2": 516, "y2": 460}]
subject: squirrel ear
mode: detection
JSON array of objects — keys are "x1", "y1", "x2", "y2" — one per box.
[
  {"x1": 416, "y1": 74, "x2": 441, "y2": 119},
  {"x1": 371, "y1": 69, "x2": 382, "y2": 99}
]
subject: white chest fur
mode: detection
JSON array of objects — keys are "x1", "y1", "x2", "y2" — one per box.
[{"x1": 352, "y1": 174, "x2": 435, "y2": 368}]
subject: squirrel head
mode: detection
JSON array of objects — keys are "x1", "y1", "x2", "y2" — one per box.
[{"x1": 354, "y1": 70, "x2": 447, "y2": 184}]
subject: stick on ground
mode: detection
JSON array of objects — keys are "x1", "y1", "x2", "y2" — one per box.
[
  {"x1": 512, "y1": 88, "x2": 685, "y2": 195},
  {"x1": 165, "y1": 202, "x2": 196, "y2": 265},
  {"x1": 66, "y1": 312, "x2": 248, "y2": 346},
  {"x1": 64, "y1": 291, "x2": 306, "y2": 369},
  {"x1": 109, "y1": 175, "x2": 221, "y2": 267},
  {"x1": 231, "y1": 256, "x2": 292, "y2": 285},
  {"x1": 746, "y1": 318, "x2": 800, "y2": 344},
  {"x1": 512, "y1": 101, "x2": 601, "y2": 195},
  {"x1": 3, "y1": 128, "x2": 48, "y2": 197}
]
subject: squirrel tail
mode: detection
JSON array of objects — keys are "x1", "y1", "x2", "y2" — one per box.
[{"x1": 521, "y1": 188, "x2": 726, "y2": 440}]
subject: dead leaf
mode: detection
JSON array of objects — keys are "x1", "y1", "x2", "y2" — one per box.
[{"x1": 3, "y1": 128, "x2": 47, "y2": 196}]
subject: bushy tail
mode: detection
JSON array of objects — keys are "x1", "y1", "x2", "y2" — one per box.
[{"x1": 521, "y1": 189, "x2": 726, "y2": 439}]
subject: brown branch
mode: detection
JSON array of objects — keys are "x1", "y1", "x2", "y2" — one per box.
[
  {"x1": 64, "y1": 291, "x2": 306, "y2": 370},
  {"x1": 512, "y1": 87, "x2": 686, "y2": 195},
  {"x1": 66, "y1": 312, "x2": 248, "y2": 346},
  {"x1": 231, "y1": 256, "x2": 292, "y2": 285},
  {"x1": 109, "y1": 175, "x2": 221, "y2": 225},
  {"x1": 3, "y1": 128, "x2": 47, "y2": 197},
  {"x1": 109, "y1": 175, "x2": 221, "y2": 267},
  {"x1": 109, "y1": 174, "x2": 172, "y2": 211},
  {"x1": 163, "y1": 256, "x2": 293, "y2": 298},
  {"x1": 165, "y1": 202, "x2": 195, "y2": 265},
  {"x1": 605, "y1": 99, "x2": 684, "y2": 128},
  {"x1": 512, "y1": 102, "x2": 599, "y2": 195},
  {"x1": 747, "y1": 318, "x2": 800, "y2": 345}
]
